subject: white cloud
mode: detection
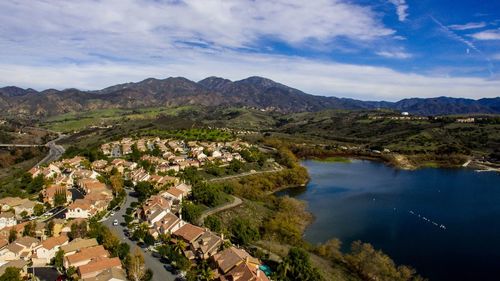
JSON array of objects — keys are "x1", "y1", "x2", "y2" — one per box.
[
  {"x1": 1, "y1": 51, "x2": 499, "y2": 101},
  {"x1": 376, "y1": 50, "x2": 412, "y2": 59},
  {"x1": 448, "y1": 22, "x2": 487, "y2": 30},
  {"x1": 388, "y1": 0, "x2": 409, "y2": 22},
  {"x1": 0, "y1": 0, "x2": 394, "y2": 54},
  {"x1": 471, "y1": 29, "x2": 500, "y2": 40}
]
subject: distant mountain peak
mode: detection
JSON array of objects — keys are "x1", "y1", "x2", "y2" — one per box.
[{"x1": 0, "y1": 75, "x2": 499, "y2": 117}]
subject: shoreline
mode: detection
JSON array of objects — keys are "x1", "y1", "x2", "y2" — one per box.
[{"x1": 304, "y1": 152, "x2": 500, "y2": 173}]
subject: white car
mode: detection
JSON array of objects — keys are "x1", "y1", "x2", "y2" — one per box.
[
  {"x1": 110, "y1": 212, "x2": 115, "y2": 216},
  {"x1": 113, "y1": 219, "x2": 118, "y2": 226}
]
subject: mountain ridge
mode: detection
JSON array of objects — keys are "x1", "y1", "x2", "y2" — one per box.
[{"x1": 1, "y1": 76, "x2": 499, "y2": 117}]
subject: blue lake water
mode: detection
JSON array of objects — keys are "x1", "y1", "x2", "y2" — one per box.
[{"x1": 278, "y1": 159, "x2": 500, "y2": 281}]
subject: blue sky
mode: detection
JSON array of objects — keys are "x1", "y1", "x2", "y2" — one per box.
[{"x1": 0, "y1": 0, "x2": 499, "y2": 101}]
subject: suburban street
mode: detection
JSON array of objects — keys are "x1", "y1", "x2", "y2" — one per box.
[{"x1": 102, "y1": 190, "x2": 176, "y2": 281}]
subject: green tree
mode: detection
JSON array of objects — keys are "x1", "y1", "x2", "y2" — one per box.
[
  {"x1": 181, "y1": 202, "x2": 203, "y2": 223},
  {"x1": 33, "y1": 203, "x2": 44, "y2": 216},
  {"x1": 19, "y1": 210, "x2": 28, "y2": 219},
  {"x1": 22, "y1": 221, "x2": 36, "y2": 237},
  {"x1": 274, "y1": 248, "x2": 322, "y2": 281},
  {"x1": 229, "y1": 218, "x2": 259, "y2": 246},
  {"x1": 27, "y1": 174, "x2": 45, "y2": 194},
  {"x1": 204, "y1": 216, "x2": 222, "y2": 233},
  {"x1": 0, "y1": 267, "x2": 21, "y2": 281},
  {"x1": 46, "y1": 220, "x2": 55, "y2": 237},
  {"x1": 53, "y1": 249, "x2": 65, "y2": 272},
  {"x1": 8, "y1": 229, "x2": 16, "y2": 243},
  {"x1": 54, "y1": 188, "x2": 67, "y2": 206}
]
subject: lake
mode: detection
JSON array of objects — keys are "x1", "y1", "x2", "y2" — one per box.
[{"x1": 277, "y1": 159, "x2": 500, "y2": 281}]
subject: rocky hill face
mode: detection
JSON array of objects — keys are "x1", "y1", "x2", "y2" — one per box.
[{"x1": 0, "y1": 76, "x2": 498, "y2": 117}]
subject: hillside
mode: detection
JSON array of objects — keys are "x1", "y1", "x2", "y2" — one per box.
[{"x1": 1, "y1": 76, "x2": 499, "y2": 117}]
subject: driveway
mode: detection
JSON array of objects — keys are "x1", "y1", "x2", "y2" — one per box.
[
  {"x1": 102, "y1": 190, "x2": 176, "y2": 281},
  {"x1": 28, "y1": 267, "x2": 60, "y2": 281}
]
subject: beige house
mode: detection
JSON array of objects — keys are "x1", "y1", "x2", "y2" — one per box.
[{"x1": 33, "y1": 235, "x2": 69, "y2": 265}]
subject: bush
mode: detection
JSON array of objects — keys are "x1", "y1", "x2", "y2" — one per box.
[{"x1": 229, "y1": 218, "x2": 260, "y2": 246}]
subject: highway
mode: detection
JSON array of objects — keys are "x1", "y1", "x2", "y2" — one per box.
[
  {"x1": 102, "y1": 190, "x2": 176, "y2": 281},
  {"x1": 35, "y1": 133, "x2": 67, "y2": 167}
]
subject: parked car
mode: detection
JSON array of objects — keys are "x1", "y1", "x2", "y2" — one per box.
[{"x1": 113, "y1": 219, "x2": 118, "y2": 226}]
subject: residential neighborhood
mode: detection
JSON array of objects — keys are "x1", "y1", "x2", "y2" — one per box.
[{"x1": 0, "y1": 137, "x2": 271, "y2": 281}]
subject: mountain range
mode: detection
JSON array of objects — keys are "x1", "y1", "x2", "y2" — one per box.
[{"x1": 0, "y1": 76, "x2": 499, "y2": 117}]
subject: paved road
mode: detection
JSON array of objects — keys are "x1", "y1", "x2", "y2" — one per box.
[
  {"x1": 208, "y1": 166, "x2": 282, "y2": 182},
  {"x1": 35, "y1": 134, "x2": 67, "y2": 167},
  {"x1": 199, "y1": 195, "x2": 243, "y2": 224},
  {"x1": 0, "y1": 144, "x2": 43, "y2": 147},
  {"x1": 103, "y1": 190, "x2": 176, "y2": 281}
]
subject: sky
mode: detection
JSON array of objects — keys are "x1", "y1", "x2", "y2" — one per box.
[{"x1": 0, "y1": 0, "x2": 499, "y2": 101}]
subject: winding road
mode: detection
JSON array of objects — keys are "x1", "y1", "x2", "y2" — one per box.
[{"x1": 35, "y1": 133, "x2": 67, "y2": 166}]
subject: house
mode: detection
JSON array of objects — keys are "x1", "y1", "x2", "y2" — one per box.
[
  {"x1": 140, "y1": 195, "x2": 172, "y2": 220},
  {"x1": 77, "y1": 257, "x2": 122, "y2": 279},
  {"x1": 0, "y1": 197, "x2": 27, "y2": 212},
  {"x1": 33, "y1": 235, "x2": 69, "y2": 265},
  {"x1": 0, "y1": 222, "x2": 27, "y2": 241},
  {"x1": 0, "y1": 213, "x2": 16, "y2": 229},
  {"x1": 66, "y1": 200, "x2": 95, "y2": 219},
  {"x1": 173, "y1": 223, "x2": 205, "y2": 245},
  {"x1": 147, "y1": 209, "x2": 168, "y2": 227},
  {"x1": 191, "y1": 230, "x2": 224, "y2": 260},
  {"x1": 154, "y1": 213, "x2": 184, "y2": 236},
  {"x1": 0, "y1": 236, "x2": 40, "y2": 261},
  {"x1": 212, "y1": 246, "x2": 255, "y2": 275},
  {"x1": 220, "y1": 260, "x2": 270, "y2": 281},
  {"x1": 0, "y1": 243, "x2": 24, "y2": 261},
  {"x1": 0, "y1": 260, "x2": 29, "y2": 278},
  {"x1": 13, "y1": 200, "x2": 36, "y2": 218},
  {"x1": 129, "y1": 168, "x2": 150, "y2": 184},
  {"x1": 60, "y1": 238, "x2": 99, "y2": 256},
  {"x1": 162, "y1": 187, "x2": 185, "y2": 202},
  {"x1": 92, "y1": 160, "x2": 109, "y2": 172},
  {"x1": 77, "y1": 179, "x2": 107, "y2": 195},
  {"x1": 83, "y1": 267, "x2": 127, "y2": 281},
  {"x1": 42, "y1": 185, "x2": 72, "y2": 206},
  {"x1": 64, "y1": 245, "x2": 109, "y2": 269},
  {"x1": 174, "y1": 183, "x2": 192, "y2": 196}
]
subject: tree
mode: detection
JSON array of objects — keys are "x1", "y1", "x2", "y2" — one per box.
[
  {"x1": 46, "y1": 220, "x2": 55, "y2": 237},
  {"x1": 19, "y1": 210, "x2": 28, "y2": 219},
  {"x1": 181, "y1": 202, "x2": 203, "y2": 223},
  {"x1": 8, "y1": 229, "x2": 16, "y2": 243},
  {"x1": 127, "y1": 247, "x2": 147, "y2": 281},
  {"x1": 0, "y1": 267, "x2": 21, "y2": 281},
  {"x1": 144, "y1": 233, "x2": 155, "y2": 246},
  {"x1": 69, "y1": 221, "x2": 87, "y2": 240},
  {"x1": 34, "y1": 203, "x2": 44, "y2": 216},
  {"x1": 53, "y1": 249, "x2": 65, "y2": 272},
  {"x1": 116, "y1": 242, "x2": 131, "y2": 260},
  {"x1": 22, "y1": 221, "x2": 36, "y2": 237},
  {"x1": 110, "y1": 174, "x2": 124, "y2": 194},
  {"x1": 274, "y1": 248, "x2": 322, "y2": 281},
  {"x1": 54, "y1": 188, "x2": 67, "y2": 207},
  {"x1": 26, "y1": 174, "x2": 45, "y2": 194},
  {"x1": 204, "y1": 216, "x2": 222, "y2": 233},
  {"x1": 229, "y1": 218, "x2": 260, "y2": 246}
]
